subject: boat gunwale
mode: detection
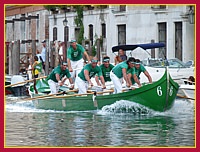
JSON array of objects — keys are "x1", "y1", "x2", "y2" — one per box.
[{"x1": 32, "y1": 69, "x2": 179, "y2": 101}]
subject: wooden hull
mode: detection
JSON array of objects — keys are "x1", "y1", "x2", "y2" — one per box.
[{"x1": 31, "y1": 68, "x2": 179, "y2": 112}]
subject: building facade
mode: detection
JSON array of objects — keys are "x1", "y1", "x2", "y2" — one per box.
[
  {"x1": 5, "y1": 5, "x2": 195, "y2": 64},
  {"x1": 5, "y1": 5, "x2": 49, "y2": 53}
]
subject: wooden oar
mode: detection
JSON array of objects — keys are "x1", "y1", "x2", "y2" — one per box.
[
  {"x1": 88, "y1": 89, "x2": 114, "y2": 94},
  {"x1": 30, "y1": 89, "x2": 114, "y2": 101},
  {"x1": 26, "y1": 89, "x2": 78, "y2": 101},
  {"x1": 122, "y1": 88, "x2": 135, "y2": 92},
  {"x1": 96, "y1": 89, "x2": 114, "y2": 94},
  {"x1": 176, "y1": 94, "x2": 195, "y2": 100},
  {"x1": 39, "y1": 92, "x2": 94, "y2": 100},
  {"x1": 5, "y1": 76, "x2": 47, "y2": 88}
]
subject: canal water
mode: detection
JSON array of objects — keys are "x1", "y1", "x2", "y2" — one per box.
[{"x1": 5, "y1": 96, "x2": 195, "y2": 147}]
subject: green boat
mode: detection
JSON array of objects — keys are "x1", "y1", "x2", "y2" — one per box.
[{"x1": 29, "y1": 67, "x2": 179, "y2": 112}]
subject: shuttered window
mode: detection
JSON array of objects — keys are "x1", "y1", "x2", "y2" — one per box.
[
  {"x1": 118, "y1": 24, "x2": 126, "y2": 45},
  {"x1": 53, "y1": 27, "x2": 57, "y2": 42},
  {"x1": 158, "y1": 23, "x2": 167, "y2": 59},
  {"x1": 89, "y1": 24, "x2": 93, "y2": 45},
  {"x1": 175, "y1": 22, "x2": 182, "y2": 61},
  {"x1": 101, "y1": 23, "x2": 106, "y2": 38},
  {"x1": 64, "y1": 26, "x2": 69, "y2": 45}
]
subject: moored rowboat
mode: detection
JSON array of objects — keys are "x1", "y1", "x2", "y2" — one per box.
[{"x1": 30, "y1": 67, "x2": 179, "y2": 112}]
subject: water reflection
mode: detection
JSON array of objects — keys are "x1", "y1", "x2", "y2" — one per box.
[{"x1": 5, "y1": 99, "x2": 195, "y2": 147}]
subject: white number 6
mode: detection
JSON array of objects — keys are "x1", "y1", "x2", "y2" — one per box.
[{"x1": 157, "y1": 86, "x2": 162, "y2": 96}]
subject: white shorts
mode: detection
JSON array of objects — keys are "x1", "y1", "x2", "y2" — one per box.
[
  {"x1": 70, "y1": 58, "x2": 84, "y2": 78},
  {"x1": 75, "y1": 76, "x2": 89, "y2": 94},
  {"x1": 48, "y1": 79, "x2": 60, "y2": 94},
  {"x1": 110, "y1": 71, "x2": 123, "y2": 94}
]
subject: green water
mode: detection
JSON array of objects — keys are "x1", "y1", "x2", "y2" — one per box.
[{"x1": 5, "y1": 98, "x2": 195, "y2": 147}]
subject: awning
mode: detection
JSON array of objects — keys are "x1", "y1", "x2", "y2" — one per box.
[{"x1": 112, "y1": 42, "x2": 165, "y2": 52}]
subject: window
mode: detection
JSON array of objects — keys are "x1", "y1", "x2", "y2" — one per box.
[
  {"x1": 101, "y1": 23, "x2": 106, "y2": 38},
  {"x1": 119, "y1": 5, "x2": 126, "y2": 11},
  {"x1": 75, "y1": 28, "x2": 80, "y2": 41},
  {"x1": 158, "y1": 23, "x2": 167, "y2": 59},
  {"x1": 20, "y1": 14, "x2": 25, "y2": 41},
  {"x1": 118, "y1": 24, "x2": 126, "y2": 45},
  {"x1": 151, "y1": 5, "x2": 166, "y2": 9},
  {"x1": 53, "y1": 15, "x2": 57, "y2": 26},
  {"x1": 28, "y1": 20, "x2": 31, "y2": 40},
  {"x1": 53, "y1": 27, "x2": 57, "y2": 42},
  {"x1": 64, "y1": 26, "x2": 69, "y2": 45},
  {"x1": 36, "y1": 14, "x2": 39, "y2": 41},
  {"x1": 175, "y1": 22, "x2": 182, "y2": 61},
  {"x1": 89, "y1": 24, "x2": 93, "y2": 45},
  {"x1": 159, "y1": 5, "x2": 166, "y2": 9}
]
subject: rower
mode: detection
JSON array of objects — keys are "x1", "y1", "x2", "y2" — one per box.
[
  {"x1": 66, "y1": 39, "x2": 91, "y2": 83},
  {"x1": 75, "y1": 57, "x2": 106, "y2": 94},
  {"x1": 95, "y1": 56, "x2": 114, "y2": 87},
  {"x1": 110, "y1": 57, "x2": 135, "y2": 94},
  {"x1": 46, "y1": 62, "x2": 74, "y2": 94},
  {"x1": 127, "y1": 59, "x2": 152, "y2": 87}
]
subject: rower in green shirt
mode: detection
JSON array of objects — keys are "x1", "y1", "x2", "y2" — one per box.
[
  {"x1": 127, "y1": 67, "x2": 141, "y2": 87},
  {"x1": 95, "y1": 56, "x2": 114, "y2": 85},
  {"x1": 47, "y1": 62, "x2": 74, "y2": 94},
  {"x1": 127, "y1": 59, "x2": 152, "y2": 87},
  {"x1": 110, "y1": 57, "x2": 135, "y2": 93},
  {"x1": 67, "y1": 39, "x2": 91, "y2": 82},
  {"x1": 76, "y1": 58, "x2": 106, "y2": 94}
]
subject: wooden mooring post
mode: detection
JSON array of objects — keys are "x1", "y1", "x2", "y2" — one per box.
[
  {"x1": 54, "y1": 41, "x2": 59, "y2": 67},
  {"x1": 10, "y1": 40, "x2": 20, "y2": 75},
  {"x1": 31, "y1": 40, "x2": 36, "y2": 62},
  {"x1": 8, "y1": 42, "x2": 13, "y2": 75},
  {"x1": 50, "y1": 41, "x2": 55, "y2": 71},
  {"x1": 45, "y1": 39, "x2": 49, "y2": 75},
  {"x1": 96, "y1": 38, "x2": 100, "y2": 61}
]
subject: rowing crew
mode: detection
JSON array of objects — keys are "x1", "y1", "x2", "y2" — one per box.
[
  {"x1": 45, "y1": 39, "x2": 151, "y2": 95},
  {"x1": 46, "y1": 56, "x2": 152, "y2": 95}
]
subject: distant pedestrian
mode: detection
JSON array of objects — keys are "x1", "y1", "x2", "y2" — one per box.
[
  {"x1": 31, "y1": 56, "x2": 42, "y2": 94},
  {"x1": 36, "y1": 50, "x2": 42, "y2": 62},
  {"x1": 185, "y1": 76, "x2": 195, "y2": 85},
  {"x1": 114, "y1": 49, "x2": 127, "y2": 65},
  {"x1": 26, "y1": 59, "x2": 32, "y2": 80},
  {"x1": 41, "y1": 40, "x2": 46, "y2": 71},
  {"x1": 58, "y1": 41, "x2": 64, "y2": 64},
  {"x1": 32, "y1": 56, "x2": 42, "y2": 78}
]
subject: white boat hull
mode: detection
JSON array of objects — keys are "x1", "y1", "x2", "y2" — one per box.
[
  {"x1": 140, "y1": 66, "x2": 195, "y2": 84},
  {"x1": 179, "y1": 84, "x2": 195, "y2": 100}
]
